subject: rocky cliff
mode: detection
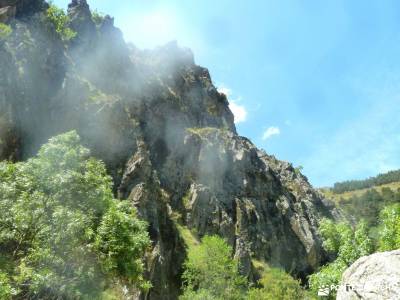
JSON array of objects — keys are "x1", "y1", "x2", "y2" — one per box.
[{"x1": 0, "y1": 1, "x2": 334, "y2": 298}]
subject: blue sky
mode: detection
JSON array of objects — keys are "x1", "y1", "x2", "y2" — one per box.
[{"x1": 54, "y1": 0, "x2": 400, "y2": 187}]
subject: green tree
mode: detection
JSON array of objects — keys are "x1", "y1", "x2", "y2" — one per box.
[
  {"x1": 378, "y1": 204, "x2": 400, "y2": 251},
  {"x1": 46, "y1": 4, "x2": 76, "y2": 41},
  {"x1": 308, "y1": 219, "x2": 373, "y2": 299},
  {"x1": 0, "y1": 131, "x2": 150, "y2": 299},
  {"x1": 95, "y1": 201, "x2": 150, "y2": 289},
  {"x1": 180, "y1": 235, "x2": 247, "y2": 300}
]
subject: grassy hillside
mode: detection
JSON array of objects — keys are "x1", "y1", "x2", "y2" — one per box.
[
  {"x1": 319, "y1": 179, "x2": 400, "y2": 231},
  {"x1": 319, "y1": 181, "x2": 400, "y2": 202}
]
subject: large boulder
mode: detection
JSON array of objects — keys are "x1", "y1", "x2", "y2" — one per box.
[{"x1": 337, "y1": 250, "x2": 400, "y2": 300}]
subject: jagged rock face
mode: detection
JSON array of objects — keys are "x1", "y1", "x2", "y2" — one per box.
[
  {"x1": 0, "y1": 1, "x2": 333, "y2": 298},
  {"x1": 67, "y1": 0, "x2": 95, "y2": 44},
  {"x1": 0, "y1": 0, "x2": 47, "y2": 18},
  {"x1": 337, "y1": 250, "x2": 400, "y2": 300},
  {"x1": 156, "y1": 128, "x2": 329, "y2": 277}
]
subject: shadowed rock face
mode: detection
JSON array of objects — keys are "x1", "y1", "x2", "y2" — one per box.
[
  {"x1": 337, "y1": 250, "x2": 400, "y2": 300},
  {"x1": 0, "y1": 1, "x2": 334, "y2": 299},
  {"x1": 0, "y1": 0, "x2": 47, "y2": 17}
]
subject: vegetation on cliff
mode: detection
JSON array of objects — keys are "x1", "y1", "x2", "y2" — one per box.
[
  {"x1": 46, "y1": 4, "x2": 76, "y2": 41},
  {"x1": 179, "y1": 235, "x2": 308, "y2": 300},
  {"x1": 0, "y1": 23, "x2": 12, "y2": 40},
  {"x1": 0, "y1": 132, "x2": 150, "y2": 299}
]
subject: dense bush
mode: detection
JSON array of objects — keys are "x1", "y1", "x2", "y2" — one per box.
[
  {"x1": 378, "y1": 204, "x2": 400, "y2": 251},
  {"x1": 92, "y1": 9, "x2": 106, "y2": 25},
  {"x1": 247, "y1": 268, "x2": 307, "y2": 300},
  {"x1": 46, "y1": 4, "x2": 76, "y2": 41},
  {"x1": 0, "y1": 131, "x2": 150, "y2": 299},
  {"x1": 180, "y1": 235, "x2": 247, "y2": 300},
  {"x1": 308, "y1": 219, "x2": 373, "y2": 299},
  {"x1": 0, "y1": 23, "x2": 12, "y2": 40},
  {"x1": 180, "y1": 234, "x2": 306, "y2": 300}
]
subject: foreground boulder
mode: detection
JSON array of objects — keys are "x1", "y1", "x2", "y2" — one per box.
[{"x1": 337, "y1": 250, "x2": 400, "y2": 300}]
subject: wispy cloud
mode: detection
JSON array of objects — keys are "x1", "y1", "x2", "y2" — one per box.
[
  {"x1": 218, "y1": 85, "x2": 248, "y2": 124},
  {"x1": 229, "y1": 101, "x2": 247, "y2": 123},
  {"x1": 262, "y1": 126, "x2": 280, "y2": 140}
]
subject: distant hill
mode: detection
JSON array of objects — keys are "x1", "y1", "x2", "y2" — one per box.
[
  {"x1": 319, "y1": 172, "x2": 400, "y2": 228},
  {"x1": 330, "y1": 169, "x2": 400, "y2": 194},
  {"x1": 320, "y1": 181, "x2": 400, "y2": 202}
]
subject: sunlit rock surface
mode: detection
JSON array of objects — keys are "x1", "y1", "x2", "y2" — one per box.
[{"x1": 337, "y1": 250, "x2": 400, "y2": 300}]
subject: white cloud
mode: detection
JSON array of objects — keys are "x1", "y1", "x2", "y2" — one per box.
[
  {"x1": 218, "y1": 86, "x2": 232, "y2": 97},
  {"x1": 262, "y1": 126, "x2": 280, "y2": 140},
  {"x1": 217, "y1": 85, "x2": 247, "y2": 124},
  {"x1": 229, "y1": 101, "x2": 247, "y2": 123}
]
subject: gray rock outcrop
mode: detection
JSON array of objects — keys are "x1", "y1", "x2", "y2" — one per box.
[{"x1": 337, "y1": 250, "x2": 400, "y2": 300}]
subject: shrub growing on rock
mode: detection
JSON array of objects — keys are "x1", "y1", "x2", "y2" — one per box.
[
  {"x1": 0, "y1": 131, "x2": 150, "y2": 299},
  {"x1": 180, "y1": 235, "x2": 247, "y2": 300},
  {"x1": 46, "y1": 4, "x2": 76, "y2": 41}
]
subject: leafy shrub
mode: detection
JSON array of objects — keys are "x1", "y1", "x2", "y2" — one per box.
[
  {"x1": 0, "y1": 131, "x2": 150, "y2": 298},
  {"x1": 46, "y1": 4, "x2": 76, "y2": 41},
  {"x1": 180, "y1": 235, "x2": 247, "y2": 300},
  {"x1": 0, "y1": 23, "x2": 12, "y2": 40},
  {"x1": 95, "y1": 201, "x2": 150, "y2": 288},
  {"x1": 0, "y1": 272, "x2": 13, "y2": 300},
  {"x1": 308, "y1": 219, "x2": 373, "y2": 299},
  {"x1": 378, "y1": 204, "x2": 400, "y2": 251},
  {"x1": 92, "y1": 9, "x2": 106, "y2": 25},
  {"x1": 247, "y1": 268, "x2": 307, "y2": 300}
]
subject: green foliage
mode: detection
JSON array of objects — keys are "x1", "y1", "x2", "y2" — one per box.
[
  {"x1": 46, "y1": 4, "x2": 76, "y2": 41},
  {"x1": 92, "y1": 9, "x2": 106, "y2": 25},
  {"x1": 247, "y1": 268, "x2": 307, "y2": 300},
  {"x1": 338, "y1": 188, "x2": 400, "y2": 228},
  {"x1": 308, "y1": 219, "x2": 373, "y2": 299},
  {"x1": 0, "y1": 272, "x2": 13, "y2": 300},
  {"x1": 180, "y1": 235, "x2": 247, "y2": 300},
  {"x1": 332, "y1": 169, "x2": 400, "y2": 193},
  {"x1": 0, "y1": 131, "x2": 150, "y2": 298},
  {"x1": 308, "y1": 260, "x2": 347, "y2": 300},
  {"x1": 95, "y1": 201, "x2": 150, "y2": 288},
  {"x1": 378, "y1": 204, "x2": 400, "y2": 251},
  {"x1": 0, "y1": 23, "x2": 12, "y2": 40},
  {"x1": 294, "y1": 165, "x2": 304, "y2": 175}
]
